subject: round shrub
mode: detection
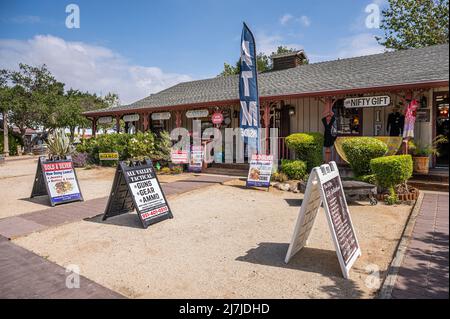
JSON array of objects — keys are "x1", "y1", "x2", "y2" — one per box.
[
  {"x1": 285, "y1": 133, "x2": 324, "y2": 171},
  {"x1": 370, "y1": 155, "x2": 413, "y2": 189},
  {"x1": 281, "y1": 159, "x2": 308, "y2": 180},
  {"x1": 342, "y1": 137, "x2": 388, "y2": 176}
]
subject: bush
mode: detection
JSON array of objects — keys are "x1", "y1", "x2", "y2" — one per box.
[
  {"x1": 355, "y1": 174, "x2": 377, "y2": 185},
  {"x1": 271, "y1": 172, "x2": 289, "y2": 183},
  {"x1": 159, "y1": 167, "x2": 171, "y2": 175},
  {"x1": 342, "y1": 137, "x2": 388, "y2": 176},
  {"x1": 370, "y1": 155, "x2": 413, "y2": 189},
  {"x1": 128, "y1": 132, "x2": 155, "y2": 160},
  {"x1": 285, "y1": 132, "x2": 324, "y2": 171},
  {"x1": 0, "y1": 133, "x2": 22, "y2": 156},
  {"x1": 280, "y1": 159, "x2": 308, "y2": 180},
  {"x1": 171, "y1": 166, "x2": 183, "y2": 174},
  {"x1": 72, "y1": 152, "x2": 88, "y2": 168}
]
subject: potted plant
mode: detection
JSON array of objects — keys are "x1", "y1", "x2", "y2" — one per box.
[
  {"x1": 45, "y1": 129, "x2": 74, "y2": 161},
  {"x1": 408, "y1": 135, "x2": 448, "y2": 174}
]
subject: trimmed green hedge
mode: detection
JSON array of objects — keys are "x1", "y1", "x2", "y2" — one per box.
[
  {"x1": 342, "y1": 137, "x2": 388, "y2": 176},
  {"x1": 285, "y1": 132, "x2": 324, "y2": 171},
  {"x1": 370, "y1": 155, "x2": 413, "y2": 189},
  {"x1": 75, "y1": 131, "x2": 171, "y2": 166},
  {"x1": 280, "y1": 159, "x2": 308, "y2": 180}
]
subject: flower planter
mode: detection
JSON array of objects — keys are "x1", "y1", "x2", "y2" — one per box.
[
  {"x1": 413, "y1": 156, "x2": 430, "y2": 174},
  {"x1": 377, "y1": 187, "x2": 420, "y2": 202}
]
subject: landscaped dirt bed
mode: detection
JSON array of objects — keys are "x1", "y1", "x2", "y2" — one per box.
[{"x1": 14, "y1": 179, "x2": 413, "y2": 299}]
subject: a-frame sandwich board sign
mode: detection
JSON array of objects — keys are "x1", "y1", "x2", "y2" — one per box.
[
  {"x1": 102, "y1": 159, "x2": 173, "y2": 229},
  {"x1": 285, "y1": 161, "x2": 361, "y2": 279},
  {"x1": 31, "y1": 156, "x2": 84, "y2": 207}
]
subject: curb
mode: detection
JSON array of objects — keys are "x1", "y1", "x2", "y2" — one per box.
[{"x1": 377, "y1": 191, "x2": 424, "y2": 299}]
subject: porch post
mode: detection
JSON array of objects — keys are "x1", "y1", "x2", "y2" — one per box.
[
  {"x1": 115, "y1": 115, "x2": 121, "y2": 133},
  {"x1": 263, "y1": 102, "x2": 271, "y2": 155},
  {"x1": 143, "y1": 112, "x2": 149, "y2": 132},
  {"x1": 92, "y1": 117, "x2": 97, "y2": 137},
  {"x1": 175, "y1": 111, "x2": 182, "y2": 128}
]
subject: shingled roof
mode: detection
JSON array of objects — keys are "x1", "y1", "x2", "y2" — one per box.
[{"x1": 85, "y1": 44, "x2": 449, "y2": 115}]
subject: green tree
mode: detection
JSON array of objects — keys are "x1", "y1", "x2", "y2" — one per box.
[
  {"x1": 58, "y1": 90, "x2": 107, "y2": 142},
  {"x1": 219, "y1": 46, "x2": 301, "y2": 76},
  {"x1": 9, "y1": 64, "x2": 65, "y2": 151},
  {"x1": 377, "y1": 0, "x2": 449, "y2": 50}
]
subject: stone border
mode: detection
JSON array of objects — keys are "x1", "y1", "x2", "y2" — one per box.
[{"x1": 377, "y1": 191, "x2": 424, "y2": 299}]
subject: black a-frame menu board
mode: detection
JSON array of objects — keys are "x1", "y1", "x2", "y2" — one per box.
[{"x1": 103, "y1": 159, "x2": 173, "y2": 228}]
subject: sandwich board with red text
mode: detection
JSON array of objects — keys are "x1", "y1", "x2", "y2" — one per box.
[
  {"x1": 102, "y1": 159, "x2": 173, "y2": 229},
  {"x1": 285, "y1": 161, "x2": 361, "y2": 279},
  {"x1": 31, "y1": 156, "x2": 83, "y2": 207},
  {"x1": 246, "y1": 154, "x2": 273, "y2": 189}
]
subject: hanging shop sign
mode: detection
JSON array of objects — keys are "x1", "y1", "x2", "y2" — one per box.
[
  {"x1": 246, "y1": 154, "x2": 273, "y2": 189},
  {"x1": 285, "y1": 161, "x2": 361, "y2": 279},
  {"x1": 98, "y1": 116, "x2": 113, "y2": 124},
  {"x1": 171, "y1": 150, "x2": 189, "y2": 164},
  {"x1": 344, "y1": 96, "x2": 391, "y2": 108},
  {"x1": 188, "y1": 145, "x2": 203, "y2": 173},
  {"x1": 151, "y1": 112, "x2": 171, "y2": 121},
  {"x1": 123, "y1": 114, "x2": 140, "y2": 122},
  {"x1": 186, "y1": 109, "x2": 209, "y2": 118},
  {"x1": 99, "y1": 152, "x2": 119, "y2": 161},
  {"x1": 211, "y1": 112, "x2": 224, "y2": 125},
  {"x1": 103, "y1": 160, "x2": 173, "y2": 229},
  {"x1": 31, "y1": 157, "x2": 83, "y2": 207}
]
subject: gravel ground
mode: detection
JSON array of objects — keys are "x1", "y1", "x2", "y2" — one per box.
[{"x1": 14, "y1": 179, "x2": 412, "y2": 299}]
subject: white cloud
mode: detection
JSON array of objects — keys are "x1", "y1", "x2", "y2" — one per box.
[
  {"x1": 298, "y1": 16, "x2": 311, "y2": 27},
  {"x1": 280, "y1": 14, "x2": 311, "y2": 27},
  {"x1": 280, "y1": 14, "x2": 293, "y2": 26},
  {"x1": 0, "y1": 35, "x2": 192, "y2": 104},
  {"x1": 255, "y1": 32, "x2": 303, "y2": 56},
  {"x1": 335, "y1": 33, "x2": 385, "y2": 59}
]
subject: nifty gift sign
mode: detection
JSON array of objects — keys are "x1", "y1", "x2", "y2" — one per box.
[{"x1": 239, "y1": 23, "x2": 260, "y2": 152}]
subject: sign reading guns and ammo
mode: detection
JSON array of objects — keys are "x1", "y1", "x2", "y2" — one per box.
[
  {"x1": 285, "y1": 161, "x2": 361, "y2": 279},
  {"x1": 31, "y1": 157, "x2": 83, "y2": 207},
  {"x1": 103, "y1": 159, "x2": 173, "y2": 228}
]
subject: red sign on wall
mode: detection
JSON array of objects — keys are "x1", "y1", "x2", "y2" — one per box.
[{"x1": 211, "y1": 112, "x2": 224, "y2": 125}]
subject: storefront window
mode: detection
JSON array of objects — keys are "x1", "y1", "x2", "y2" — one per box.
[{"x1": 333, "y1": 99, "x2": 362, "y2": 136}]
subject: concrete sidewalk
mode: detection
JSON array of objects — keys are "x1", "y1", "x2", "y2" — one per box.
[{"x1": 391, "y1": 192, "x2": 449, "y2": 299}]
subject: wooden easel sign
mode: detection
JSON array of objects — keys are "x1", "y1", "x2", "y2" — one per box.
[
  {"x1": 285, "y1": 161, "x2": 361, "y2": 279},
  {"x1": 31, "y1": 156, "x2": 84, "y2": 207},
  {"x1": 102, "y1": 159, "x2": 173, "y2": 229},
  {"x1": 246, "y1": 154, "x2": 273, "y2": 190}
]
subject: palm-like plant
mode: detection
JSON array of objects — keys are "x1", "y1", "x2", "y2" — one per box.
[{"x1": 46, "y1": 129, "x2": 73, "y2": 159}]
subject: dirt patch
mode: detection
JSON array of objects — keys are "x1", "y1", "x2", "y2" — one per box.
[{"x1": 14, "y1": 180, "x2": 412, "y2": 299}]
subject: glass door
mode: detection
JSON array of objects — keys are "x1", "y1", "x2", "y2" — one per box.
[{"x1": 434, "y1": 92, "x2": 449, "y2": 167}]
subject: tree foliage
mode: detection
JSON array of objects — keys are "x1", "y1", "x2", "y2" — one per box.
[
  {"x1": 219, "y1": 46, "x2": 304, "y2": 76},
  {"x1": 377, "y1": 0, "x2": 449, "y2": 50}
]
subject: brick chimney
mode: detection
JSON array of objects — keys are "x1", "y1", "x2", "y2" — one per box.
[{"x1": 271, "y1": 50, "x2": 308, "y2": 71}]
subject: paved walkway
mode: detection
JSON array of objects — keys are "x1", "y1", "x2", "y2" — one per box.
[
  {"x1": 391, "y1": 192, "x2": 449, "y2": 299},
  {"x1": 0, "y1": 174, "x2": 234, "y2": 298},
  {"x1": 0, "y1": 174, "x2": 234, "y2": 239},
  {"x1": 0, "y1": 235, "x2": 124, "y2": 298}
]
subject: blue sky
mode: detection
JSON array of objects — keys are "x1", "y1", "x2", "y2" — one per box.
[{"x1": 0, "y1": 0, "x2": 387, "y2": 104}]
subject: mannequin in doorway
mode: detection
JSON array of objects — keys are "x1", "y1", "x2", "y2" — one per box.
[
  {"x1": 387, "y1": 105, "x2": 405, "y2": 136},
  {"x1": 322, "y1": 109, "x2": 337, "y2": 163}
]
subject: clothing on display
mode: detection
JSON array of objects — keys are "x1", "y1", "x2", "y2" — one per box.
[
  {"x1": 387, "y1": 111, "x2": 405, "y2": 136},
  {"x1": 403, "y1": 99, "x2": 419, "y2": 139},
  {"x1": 322, "y1": 116, "x2": 337, "y2": 148}
]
